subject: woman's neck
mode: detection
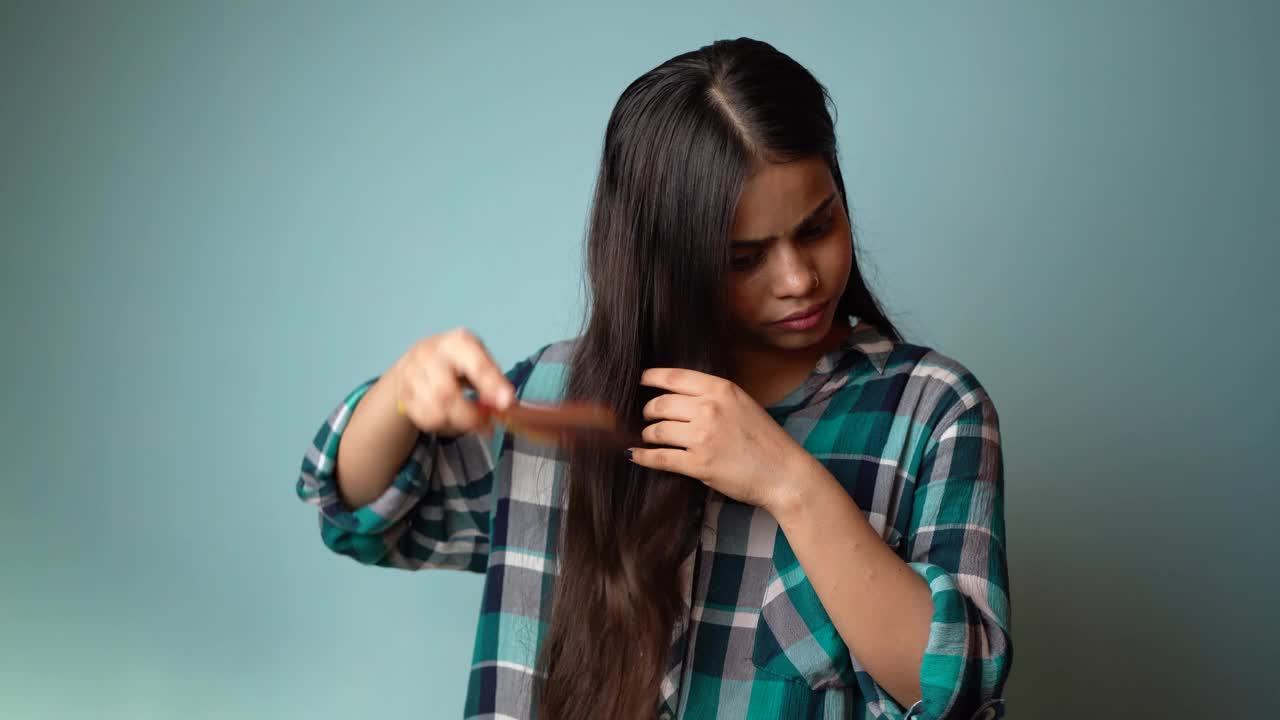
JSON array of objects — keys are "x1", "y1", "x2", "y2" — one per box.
[{"x1": 730, "y1": 319, "x2": 854, "y2": 408}]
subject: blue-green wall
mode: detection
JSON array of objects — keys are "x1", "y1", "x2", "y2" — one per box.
[{"x1": 3, "y1": 2, "x2": 1275, "y2": 717}]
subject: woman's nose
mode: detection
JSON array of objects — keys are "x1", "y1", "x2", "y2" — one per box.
[{"x1": 774, "y1": 250, "x2": 819, "y2": 297}]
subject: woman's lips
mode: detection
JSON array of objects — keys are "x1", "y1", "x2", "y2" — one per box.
[{"x1": 771, "y1": 301, "x2": 828, "y2": 330}]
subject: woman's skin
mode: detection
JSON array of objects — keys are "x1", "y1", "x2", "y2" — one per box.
[
  {"x1": 334, "y1": 153, "x2": 932, "y2": 707},
  {"x1": 629, "y1": 155, "x2": 934, "y2": 708},
  {"x1": 723, "y1": 154, "x2": 855, "y2": 403},
  {"x1": 334, "y1": 329, "x2": 516, "y2": 508}
]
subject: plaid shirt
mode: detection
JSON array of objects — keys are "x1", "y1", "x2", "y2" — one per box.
[{"x1": 297, "y1": 320, "x2": 1011, "y2": 720}]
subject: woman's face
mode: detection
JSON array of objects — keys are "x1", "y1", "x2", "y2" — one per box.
[{"x1": 725, "y1": 155, "x2": 853, "y2": 353}]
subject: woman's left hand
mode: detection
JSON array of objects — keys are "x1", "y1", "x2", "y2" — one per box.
[{"x1": 628, "y1": 367, "x2": 807, "y2": 512}]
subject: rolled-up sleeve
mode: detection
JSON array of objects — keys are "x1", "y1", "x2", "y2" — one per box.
[
  {"x1": 295, "y1": 350, "x2": 541, "y2": 573},
  {"x1": 899, "y1": 390, "x2": 1011, "y2": 719}
]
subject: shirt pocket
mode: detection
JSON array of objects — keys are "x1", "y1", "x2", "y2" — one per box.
[{"x1": 749, "y1": 528, "x2": 854, "y2": 691}]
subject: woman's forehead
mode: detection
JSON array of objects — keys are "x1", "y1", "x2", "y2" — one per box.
[{"x1": 731, "y1": 157, "x2": 837, "y2": 241}]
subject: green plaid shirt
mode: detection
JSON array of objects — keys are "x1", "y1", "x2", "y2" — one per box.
[{"x1": 297, "y1": 320, "x2": 1011, "y2": 719}]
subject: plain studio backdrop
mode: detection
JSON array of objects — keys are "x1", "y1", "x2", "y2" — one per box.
[{"x1": 2, "y1": 2, "x2": 1276, "y2": 718}]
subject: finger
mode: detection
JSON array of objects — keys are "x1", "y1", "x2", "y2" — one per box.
[
  {"x1": 639, "y1": 367, "x2": 715, "y2": 396},
  {"x1": 478, "y1": 416, "x2": 496, "y2": 442},
  {"x1": 641, "y1": 393, "x2": 700, "y2": 422},
  {"x1": 414, "y1": 355, "x2": 486, "y2": 433},
  {"x1": 626, "y1": 446, "x2": 690, "y2": 475},
  {"x1": 443, "y1": 332, "x2": 516, "y2": 410},
  {"x1": 641, "y1": 419, "x2": 695, "y2": 448},
  {"x1": 443, "y1": 389, "x2": 489, "y2": 433}
]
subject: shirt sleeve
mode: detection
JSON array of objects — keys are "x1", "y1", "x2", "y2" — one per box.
[
  {"x1": 294, "y1": 348, "x2": 543, "y2": 573},
  {"x1": 893, "y1": 388, "x2": 1012, "y2": 720}
]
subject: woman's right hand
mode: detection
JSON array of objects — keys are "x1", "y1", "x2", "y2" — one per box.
[{"x1": 389, "y1": 328, "x2": 516, "y2": 437}]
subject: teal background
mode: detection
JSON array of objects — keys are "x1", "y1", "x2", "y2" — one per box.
[{"x1": 3, "y1": 1, "x2": 1276, "y2": 717}]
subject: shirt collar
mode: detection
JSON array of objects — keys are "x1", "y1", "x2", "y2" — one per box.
[{"x1": 822, "y1": 316, "x2": 893, "y2": 376}]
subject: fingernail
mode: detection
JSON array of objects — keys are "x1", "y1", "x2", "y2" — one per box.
[{"x1": 623, "y1": 448, "x2": 634, "y2": 461}]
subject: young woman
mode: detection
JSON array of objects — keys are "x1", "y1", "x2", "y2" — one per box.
[{"x1": 297, "y1": 37, "x2": 1010, "y2": 720}]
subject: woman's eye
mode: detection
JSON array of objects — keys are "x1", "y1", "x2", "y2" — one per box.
[
  {"x1": 731, "y1": 253, "x2": 764, "y2": 271},
  {"x1": 799, "y1": 220, "x2": 833, "y2": 241}
]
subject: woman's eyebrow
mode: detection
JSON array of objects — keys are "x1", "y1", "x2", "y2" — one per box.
[{"x1": 731, "y1": 192, "x2": 838, "y2": 249}]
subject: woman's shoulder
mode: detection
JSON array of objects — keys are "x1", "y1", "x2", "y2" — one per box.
[
  {"x1": 859, "y1": 329, "x2": 999, "y2": 422},
  {"x1": 906, "y1": 344, "x2": 991, "y2": 399},
  {"x1": 510, "y1": 336, "x2": 579, "y2": 403}
]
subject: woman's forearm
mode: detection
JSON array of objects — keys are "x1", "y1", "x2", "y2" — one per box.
[
  {"x1": 334, "y1": 370, "x2": 420, "y2": 508},
  {"x1": 769, "y1": 452, "x2": 934, "y2": 708}
]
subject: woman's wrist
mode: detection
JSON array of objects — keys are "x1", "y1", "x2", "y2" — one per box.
[{"x1": 766, "y1": 448, "x2": 831, "y2": 527}]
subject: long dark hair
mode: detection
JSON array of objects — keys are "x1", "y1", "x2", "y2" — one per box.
[{"x1": 535, "y1": 37, "x2": 902, "y2": 720}]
